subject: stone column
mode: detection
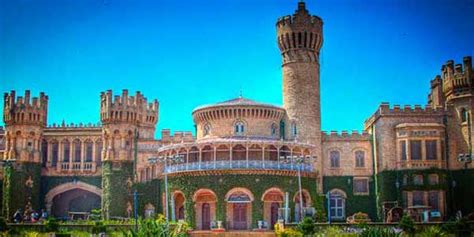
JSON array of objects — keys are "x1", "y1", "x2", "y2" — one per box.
[
  {"x1": 47, "y1": 141, "x2": 52, "y2": 167},
  {"x1": 262, "y1": 146, "x2": 265, "y2": 169},
  {"x1": 246, "y1": 145, "x2": 249, "y2": 168},
  {"x1": 198, "y1": 147, "x2": 202, "y2": 169},
  {"x1": 213, "y1": 146, "x2": 217, "y2": 169},
  {"x1": 421, "y1": 140, "x2": 426, "y2": 161},
  {"x1": 80, "y1": 140, "x2": 85, "y2": 171},
  {"x1": 229, "y1": 146, "x2": 233, "y2": 168},
  {"x1": 69, "y1": 142, "x2": 73, "y2": 171}
]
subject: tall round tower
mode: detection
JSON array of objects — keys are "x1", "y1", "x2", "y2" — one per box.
[{"x1": 277, "y1": 2, "x2": 323, "y2": 145}]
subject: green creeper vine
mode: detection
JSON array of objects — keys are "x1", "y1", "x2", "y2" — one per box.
[{"x1": 101, "y1": 161, "x2": 134, "y2": 219}]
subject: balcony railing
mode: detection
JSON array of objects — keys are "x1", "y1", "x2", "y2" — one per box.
[
  {"x1": 58, "y1": 162, "x2": 95, "y2": 172},
  {"x1": 399, "y1": 160, "x2": 445, "y2": 169},
  {"x1": 165, "y1": 160, "x2": 313, "y2": 173}
]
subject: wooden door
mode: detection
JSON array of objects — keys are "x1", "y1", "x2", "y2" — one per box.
[
  {"x1": 270, "y1": 202, "x2": 279, "y2": 228},
  {"x1": 233, "y1": 203, "x2": 247, "y2": 230},
  {"x1": 201, "y1": 203, "x2": 211, "y2": 230}
]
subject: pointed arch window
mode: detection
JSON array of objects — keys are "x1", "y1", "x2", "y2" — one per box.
[
  {"x1": 291, "y1": 122, "x2": 297, "y2": 137},
  {"x1": 355, "y1": 150, "x2": 365, "y2": 167},
  {"x1": 271, "y1": 123, "x2": 277, "y2": 137},
  {"x1": 330, "y1": 150, "x2": 340, "y2": 168},
  {"x1": 203, "y1": 124, "x2": 211, "y2": 136},
  {"x1": 461, "y1": 108, "x2": 468, "y2": 123}
]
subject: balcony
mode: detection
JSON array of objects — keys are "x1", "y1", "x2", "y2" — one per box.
[
  {"x1": 165, "y1": 160, "x2": 313, "y2": 174},
  {"x1": 398, "y1": 160, "x2": 445, "y2": 169}
]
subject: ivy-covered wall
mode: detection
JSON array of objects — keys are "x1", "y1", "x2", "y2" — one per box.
[
  {"x1": 375, "y1": 169, "x2": 449, "y2": 220},
  {"x1": 101, "y1": 161, "x2": 134, "y2": 219},
  {"x1": 149, "y1": 174, "x2": 324, "y2": 229},
  {"x1": 135, "y1": 179, "x2": 160, "y2": 218},
  {"x1": 451, "y1": 169, "x2": 474, "y2": 215},
  {"x1": 323, "y1": 176, "x2": 376, "y2": 221},
  {"x1": 2, "y1": 162, "x2": 42, "y2": 219},
  {"x1": 39, "y1": 175, "x2": 102, "y2": 209}
]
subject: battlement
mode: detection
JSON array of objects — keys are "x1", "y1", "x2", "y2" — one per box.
[
  {"x1": 100, "y1": 89, "x2": 159, "y2": 126},
  {"x1": 3, "y1": 90, "x2": 48, "y2": 126},
  {"x1": 441, "y1": 56, "x2": 473, "y2": 98},
  {"x1": 160, "y1": 129, "x2": 194, "y2": 144},
  {"x1": 364, "y1": 103, "x2": 446, "y2": 128},
  {"x1": 322, "y1": 130, "x2": 370, "y2": 141},
  {"x1": 46, "y1": 121, "x2": 102, "y2": 129},
  {"x1": 276, "y1": 2, "x2": 323, "y2": 30}
]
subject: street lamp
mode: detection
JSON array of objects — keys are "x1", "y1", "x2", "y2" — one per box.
[
  {"x1": 148, "y1": 154, "x2": 184, "y2": 223},
  {"x1": 279, "y1": 155, "x2": 314, "y2": 222}
]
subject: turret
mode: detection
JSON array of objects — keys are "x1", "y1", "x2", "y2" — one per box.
[
  {"x1": 99, "y1": 89, "x2": 159, "y2": 161},
  {"x1": 2, "y1": 90, "x2": 48, "y2": 162},
  {"x1": 277, "y1": 2, "x2": 323, "y2": 144},
  {"x1": 442, "y1": 56, "x2": 474, "y2": 101},
  {"x1": 3, "y1": 90, "x2": 48, "y2": 127}
]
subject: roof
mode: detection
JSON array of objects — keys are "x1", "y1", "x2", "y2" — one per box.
[{"x1": 193, "y1": 97, "x2": 284, "y2": 113}]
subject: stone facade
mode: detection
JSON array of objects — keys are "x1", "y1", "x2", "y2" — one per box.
[{"x1": 1, "y1": 1, "x2": 473, "y2": 229}]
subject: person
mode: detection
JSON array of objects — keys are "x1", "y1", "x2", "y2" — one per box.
[
  {"x1": 13, "y1": 209, "x2": 22, "y2": 223},
  {"x1": 40, "y1": 209, "x2": 48, "y2": 221},
  {"x1": 31, "y1": 211, "x2": 39, "y2": 223}
]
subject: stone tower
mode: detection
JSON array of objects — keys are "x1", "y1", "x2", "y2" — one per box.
[
  {"x1": 2, "y1": 90, "x2": 47, "y2": 217},
  {"x1": 277, "y1": 2, "x2": 323, "y2": 144},
  {"x1": 99, "y1": 89, "x2": 158, "y2": 219},
  {"x1": 441, "y1": 57, "x2": 474, "y2": 169}
]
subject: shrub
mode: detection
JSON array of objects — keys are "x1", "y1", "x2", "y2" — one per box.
[
  {"x1": 297, "y1": 217, "x2": 315, "y2": 235},
  {"x1": 360, "y1": 227, "x2": 400, "y2": 237},
  {"x1": 275, "y1": 228, "x2": 303, "y2": 237},
  {"x1": 0, "y1": 217, "x2": 8, "y2": 232},
  {"x1": 43, "y1": 218, "x2": 60, "y2": 233},
  {"x1": 91, "y1": 221, "x2": 107, "y2": 234},
  {"x1": 398, "y1": 215, "x2": 416, "y2": 235},
  {"x1": 416, "y1": 226, "x2": 446, "y2": 237}
]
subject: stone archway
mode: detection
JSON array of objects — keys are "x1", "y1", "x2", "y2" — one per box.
[{"x1": 45, "y1": 181, "x2": 102, "y2": 218}]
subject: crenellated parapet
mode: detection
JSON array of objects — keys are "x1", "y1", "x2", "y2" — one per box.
[
  {"x1": 160, "y1": 129, "x2": 194, "y2": 145},
  {"x1": 276, "y1": 2, "x2": 323, "y2": 64},
  {"x1": 364, "y1": 103, "x2": 446, "y2": 129},
  {"x1": 3, "y1": 90, "x2": 48, "y2": 127},
  {"x1": 322, "y1": 130, "x2": 370, "y2": 142},
  {"x1": 100, "y1": 89, "x2": 159, "y2": 127},
  {"x1": 441, "y1": 56, "x2": 473, "y2": 100}
]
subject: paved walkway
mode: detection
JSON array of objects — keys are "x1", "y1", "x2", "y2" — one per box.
[{"x1": 190, "y1": 230, "x2": 276, "y2": 237}]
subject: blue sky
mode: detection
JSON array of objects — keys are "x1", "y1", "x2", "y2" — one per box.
[{"x1": 1, "y1": 0, "x2": 473, "y2": 137}]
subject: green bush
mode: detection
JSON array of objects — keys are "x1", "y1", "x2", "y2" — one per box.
[
  {"x1": 360, "y1": 227, "x2": 400, "y2": 237},
  {"x1": 416, "y1": 226, "x2": 446, "y2": 237},
  {"x1": 0, "y1": 217, "x2": 8, "y2": 232},
  {"x1": 276, "y1": 228, "x2": 303, "y2": 237},
  {"x1": 43, "y1": 218, "x2": 60, "y2": 233},
  {"x1": 398, "y1": 215, "x2": 416, "y2": 235},
  {"x1": 91, "y1": 221, "x2": 107, "y2": 234},
  {"x1": 297, "y1": 217, "x2": 315, "y2": 235}
]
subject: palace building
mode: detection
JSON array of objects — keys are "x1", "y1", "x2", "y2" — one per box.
[{"x1": 1, "y1": 2, "x2": 473, "y2": 230}]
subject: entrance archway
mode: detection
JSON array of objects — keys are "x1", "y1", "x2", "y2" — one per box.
[
  {"x1": 262, "y1": 188, "x2": 284, "y2": 229},
  {"x1": 293, "y1": 189, "x2": 312, "y2": 222},
  {"x1": 45, "y1": 181, "x2": 102, "y2": 219},
  {"x1": 193, "y1": 189, "x2": 217, "y2": 230},
  {"x1": 225, "y1": 188, "x2": 254, "y2": 230}
]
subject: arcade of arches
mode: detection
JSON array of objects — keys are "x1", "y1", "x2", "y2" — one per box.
[{"x1": 162, "y1": 187, "x2": 313, "y2": 230}]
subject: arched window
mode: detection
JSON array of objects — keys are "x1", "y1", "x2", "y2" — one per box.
[
  {"x1": 62, "y1": 140, "x2": 70, "y2": 162},
  {"x1": 73, "y1": 139, "x2": 81, "y2": 162},
  {"x1": 330, "y1": 151, "x2": 340, "y2": 168},
  {"x1": 271, "y1": 123, "x2": 277, "y2": 136},
  {"x1": 234, "y1": 121, "x2": 245, "y2": 135},
  {"x1": 355, "y1": 150, "x2": 365, "y2": 167},
  {"x1": 329, "y1": 189, "x2": 346, "y2": 220},
  {"x1": 203, "y1": 124, "x2": 211, "y2": 136},
  {"x1": 461, "y1": 108, "x2": 469, "y2": 123},
  {"x1": 291, "y1": 122, "x2": 297, "y2": 137},
  {"x1": 85, "y1": 140, "x2": 93, "y2": 162}
]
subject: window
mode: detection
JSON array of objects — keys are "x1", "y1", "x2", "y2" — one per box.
[
  {"x1": 461, "y1": 108, "x2": 468, "y2": 123},
  {"x1": 400, "y1": 141, "x2": 407, "y2": 160},
  {"x1": 353, "y1": 178, "x2": 369, "y2": 195},
  {"x1": 402, "y1": 175, "x2": 408, "y2": 186},
  {"x1": 355, "y1": 150, "x2": 365, "y2": 167},
  {"x1": 329, "y1": 190, "x2": 345, "y2": 220},
  {"x1": 271, "y1": 123, "x2": 277, "y2": 136},
  {"x1": 428, "y1": 174, "x2": 439, "y2": 185},
  {"x1": 329, "y1": 151, "x2": 340, "y2": 168},
  {"x1": 402, "y1": 191, "x2": 408, "y2": 208},
  {"x1": 426, "y1": 140, "x2": 437, "y2": 160},
  {"x1": 63, "y1": 140, "x2": 70, "y2": 162},
  {"x1": 428, "y1": 192, "x2": 440, "y2": 210},
  {"x1": 291, "y1": 122, "x2": 297, "y2": 137},
  {"x1": 410, "y1": 140, "x2": 422, "y2": 160},
  {"x1": 203, "y1": 124, "x2": 211, "y2": 136},
  {"x1": 412, "y1": 191, "x2": 425, "y2": 206},
  {"x1": 234, "y1": 121, "x2": 245, "y2": 135},
  {"x1": 413, "y1": 175, "x2": 424, "y2": 185},
  {"x1": 85, "y1": 141, "x2": 93, "y2": 162},
  {"x1": 51, "y1": 141, "x2": 59, "y2": 167},
  {"x1": 73, "y1": 139, "x2": 81, "y2": 162}
]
